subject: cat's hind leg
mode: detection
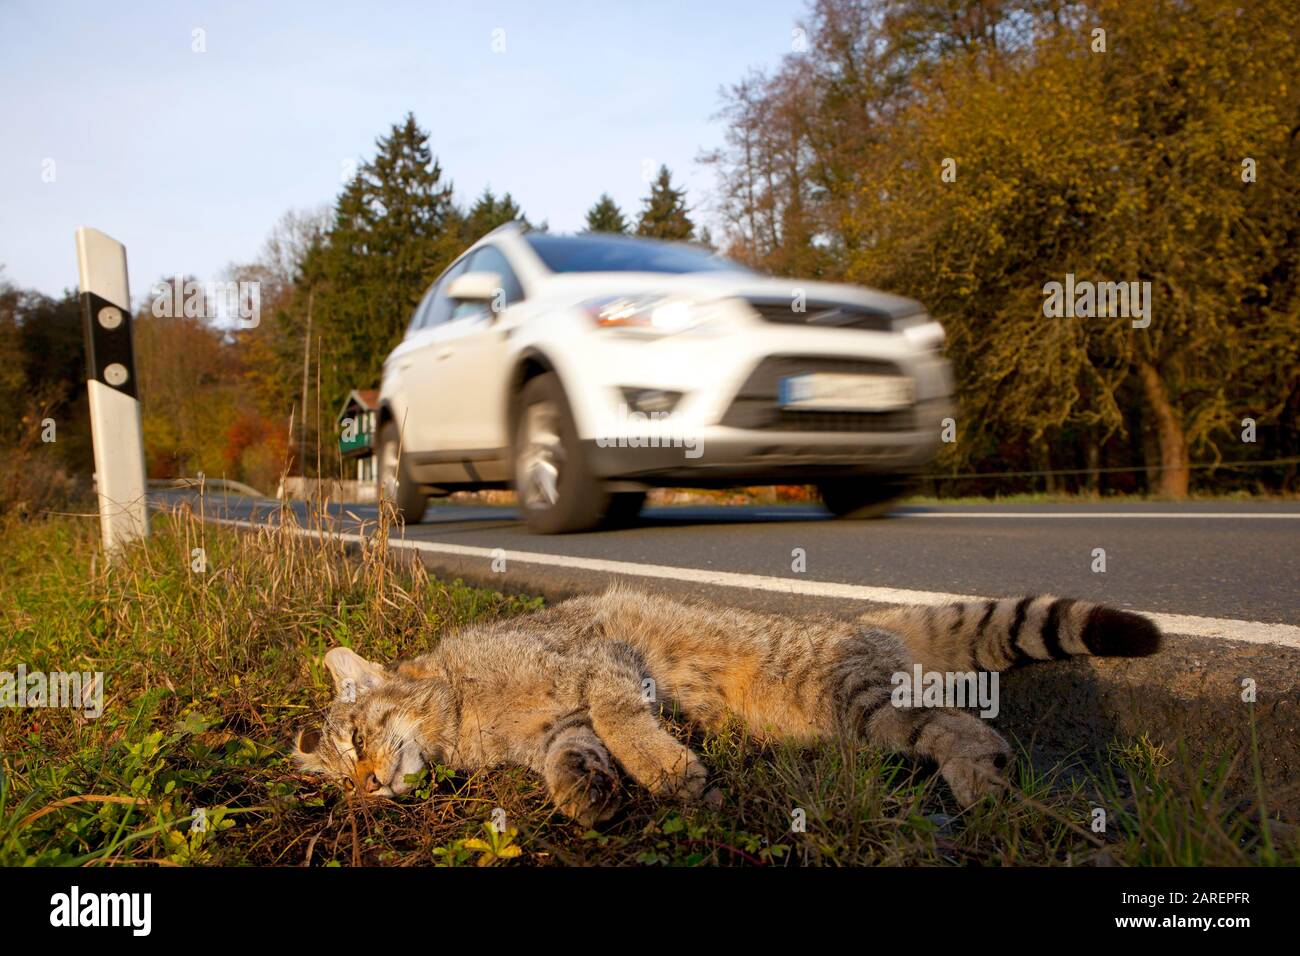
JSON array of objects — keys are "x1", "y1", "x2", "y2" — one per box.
[{"x1": 826, "y1": 629, "x2": 1012, "y2": 807}]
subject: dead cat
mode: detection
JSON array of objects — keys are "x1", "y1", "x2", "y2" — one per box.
[{"x1": 293, "y1": 586, "x2": 1161, "y2": 825}]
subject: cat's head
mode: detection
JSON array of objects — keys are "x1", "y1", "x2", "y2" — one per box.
[{"x1": 293, "y1": 648, "x2": 445, "y2": 797}]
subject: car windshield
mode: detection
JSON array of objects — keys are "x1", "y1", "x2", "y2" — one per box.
[{"x1": 524, "y1": 233, "x2": 751, "y2": 275}]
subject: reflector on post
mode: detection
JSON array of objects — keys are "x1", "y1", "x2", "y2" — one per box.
[{"x1": 76, "y1": 227, "x2": 148, "y2": 555}]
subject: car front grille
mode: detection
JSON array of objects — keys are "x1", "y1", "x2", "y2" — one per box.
[
  {"x1": 746, "y1": 298, "x2": 918, "y2": 332},
  {"x1": 718, "y1": 355, "x2": 916, "y2": 433}
]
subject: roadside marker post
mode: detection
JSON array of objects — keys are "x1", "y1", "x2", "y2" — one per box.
[{"x1": 76, "y1": 227, "x2": 149, "y2": 556}]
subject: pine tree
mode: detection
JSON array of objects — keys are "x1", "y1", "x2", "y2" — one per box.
[
  {"x1": 463, "y1": 187, "x2": 526, "y2": 243},
  {"x1": 583, "y1": 193, "x2": 628, "y2": 234},
  {"x1": 635, "y1": 166, "x2": 694, "y2": 240},
  {"x1": 299, "y1": 113, "x2": 459, "y2": 416}
]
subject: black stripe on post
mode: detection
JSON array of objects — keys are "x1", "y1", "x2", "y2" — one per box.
[{"x1": 80, "y1": 290, "x2": 138, "y2": 400}]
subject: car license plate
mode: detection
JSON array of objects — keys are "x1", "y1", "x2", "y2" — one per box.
[{"x1": 778, "y1": 372, "x2": 914, "y2": 411}]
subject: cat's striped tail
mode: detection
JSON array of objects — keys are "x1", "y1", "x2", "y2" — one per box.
[{"x1": 861, "y1": 596, "x2": 1163, "y2": 673}]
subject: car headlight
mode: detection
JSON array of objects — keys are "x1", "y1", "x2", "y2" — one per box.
[
  {"x1": 583, "y1": 295, "x2": 699, "y2": 333},
  {"x1": 900, "y1": 318, "x2": 945, "y2": 351}
]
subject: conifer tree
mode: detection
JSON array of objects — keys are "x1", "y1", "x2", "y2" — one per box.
[
  {"x1": 463, "y1": 187, "x2": 526, "y2": 243},
  {"x1": 583, "y1": 193, "x2": 628, "y2": 234},
  {"x1": 298, "y1": 113, "x2": 459, "y2": 414},
  {"x1": 635, "y1": 166, "x2": 694, "y2": 240}
]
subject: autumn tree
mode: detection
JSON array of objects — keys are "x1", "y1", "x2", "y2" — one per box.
[
  {"x1": 707, "y1": 0, "x2": 1300, "y2": 496},
  {"x1": 134, "y1": 277, "x2": 240, "y2": 479},
  {"x1": 229, "y1": 206, "x2": 330, "y2": 421}
]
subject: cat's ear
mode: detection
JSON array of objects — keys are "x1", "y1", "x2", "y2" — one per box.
[
  {"x1": 293, "y1": 727, "x2": 326, "y2": 772},
  {"x1": 322, "y1": 647, "x2": 388, "y2": 699}
]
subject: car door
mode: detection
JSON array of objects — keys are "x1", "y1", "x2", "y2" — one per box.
[
  {"x1": 433, "y1": 244, "x2": 525, "y2": 455},
  {"x1": 403, "y1": 256, "x2": 469, "y2": 453},
  {"x1": 384, "y1": 284, "x2": 439, "y2": 453}
]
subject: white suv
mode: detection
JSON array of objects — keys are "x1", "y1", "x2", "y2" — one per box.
[{"x1": 377, "y1": 223, "x2": 952, "y2": 533}]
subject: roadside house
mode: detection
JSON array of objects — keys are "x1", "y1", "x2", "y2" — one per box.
[{"x1": 337, "y1": 389, "x2": 379, "y2": 493}]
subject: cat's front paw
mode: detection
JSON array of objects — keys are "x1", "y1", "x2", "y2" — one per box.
[{"x1": 658, "y1": 749, "x2": 710, "y2": 804}]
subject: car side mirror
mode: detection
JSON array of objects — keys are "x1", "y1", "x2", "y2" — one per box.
[{"x1": 446, "y1": 271, "x2": 503, "y2": 305}]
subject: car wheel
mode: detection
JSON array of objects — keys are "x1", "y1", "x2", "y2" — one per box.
[
  {"x1": 376, "y1": 421, "x2": 428, "y2": 522},
  {"x1": 513, "y1": 373, "x2": 610, "y2": 533},
  {"x1": 816, "y1": 478, "x2": 911, "y2": 519}
]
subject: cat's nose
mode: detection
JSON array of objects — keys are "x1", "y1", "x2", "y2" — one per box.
[{"x1": 362, "y1": 772, "x2": 381, "y2": 793}]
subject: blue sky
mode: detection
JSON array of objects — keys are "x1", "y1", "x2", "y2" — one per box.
[{"x1": 1, "y1": 0, "x2": 807, "y2": 300}]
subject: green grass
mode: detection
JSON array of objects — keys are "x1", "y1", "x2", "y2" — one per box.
[{"x1": 1, "y1": 506, "x2": 1295, "y2": 866}]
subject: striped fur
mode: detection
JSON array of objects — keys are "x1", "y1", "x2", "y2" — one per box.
[
  {"x1": 862, "y1": 595, "x2": 1163, "y2": 673},
  {"x1": 294, "y1": 586, "x2": 1161, "y2": 823}
]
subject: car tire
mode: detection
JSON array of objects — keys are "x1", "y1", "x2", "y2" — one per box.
[
  {"x1": 816, "y1": 478, "x2": 911, "y2": 520},
  {"x1": 512, "y1": 373, "x2": 611, "y2": 533},
  {"x1": 376, "y1": 421, "x2": 428, "y2": 523}
]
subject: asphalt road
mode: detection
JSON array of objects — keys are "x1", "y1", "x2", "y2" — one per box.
[{"x1": 166, "y1": 491, "x2": 1300, "y2": 634}]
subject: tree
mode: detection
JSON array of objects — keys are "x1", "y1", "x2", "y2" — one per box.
[
  {"x1": 635, "y1": 166, "x2": 694, "y2": 240},
  {"x1": 583, "y1": 193, "x2": 628, "y2": 234},
  {"x1": 229, "y1": 206, "x2": 331, "y2": 421},
  {"x1": 0, "y1": 284, "x2": 93, "y2": 473},
  {"x1": 706, "y1": 0, "x2": 1300, "y2": 497},
  {"x1": 298, "y1": 113, "x2": 461, "y2": 421},
  {"x1": 463, "y1": 187, "x2": 527, "y2": 243},
  {"x1": 134, "y1": 277, "x2": 239, "y2": 479}
]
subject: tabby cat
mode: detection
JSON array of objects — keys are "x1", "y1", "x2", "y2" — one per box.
[{"x1": 294, "y1": 587, "x2": 1161, "y2": 824}]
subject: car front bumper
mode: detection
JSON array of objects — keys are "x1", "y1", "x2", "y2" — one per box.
[{"x1": 581, "y1": 397, "x2": 951, "y2": 484}]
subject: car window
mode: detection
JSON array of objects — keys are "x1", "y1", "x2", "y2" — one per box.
[
  {"x1": 469, "y1": 245, "x2": 524, "y2": 306},
  {"x1": 407, "y1": 285, "x2": 436, "y2": 334},
  {"x1": 449, "y1": 245, "x2": 525, "y2": 321},
  {"x1": 422, "y1": 256, "x2": 469, "y2": 328},
  {"x1": 523, "y1": 233, "x2": 751, "y2": 275}
]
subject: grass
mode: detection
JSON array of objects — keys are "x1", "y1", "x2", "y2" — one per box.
[{"x1": 1, "y1": 504, "x2": 1295, "y2": 866}]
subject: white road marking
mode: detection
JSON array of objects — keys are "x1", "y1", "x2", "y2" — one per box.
[
  {"x1": 212, "y1": 516, "x2": 1300, "y2": 650},
  {"x1": 416, "y1": 506, "x2": 1300, "y2": 520},
  {"x1": 892, "y1": 512, "x2": 1300, "y2": 520}
]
